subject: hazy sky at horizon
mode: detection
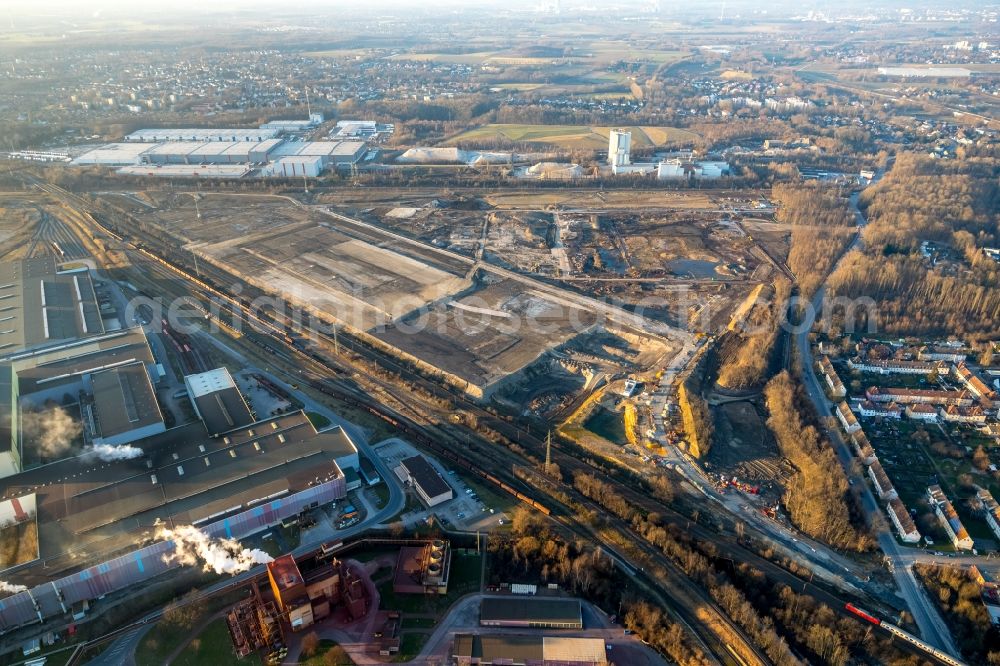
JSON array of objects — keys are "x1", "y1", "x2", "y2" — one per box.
[
  {"x1": 0, "y1": 0, "x2": 984, "y2": 28},
  {"x1": 7, "y1": 0, "x2": 526, "y2": 13},
  {"x1": 0, "y1": 0, "x2": 897, "y2": 17}
]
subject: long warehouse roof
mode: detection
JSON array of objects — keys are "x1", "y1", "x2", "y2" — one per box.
[
  {"x1": 0, "y1": 258, "x2": 104, "y2": 356},
  {"x1": 124, "y1": 128, "x2": 280, "y2": 141},
  {"x1": 0, "y1": 476, "x2": 344, "y2": 634}
]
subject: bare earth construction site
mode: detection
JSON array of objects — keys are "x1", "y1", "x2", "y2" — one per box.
[{"x1": 129, "y1": 192, "x2": 738, "y2": 401}]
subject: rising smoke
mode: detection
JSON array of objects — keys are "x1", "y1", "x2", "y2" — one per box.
[
  {"x1": 84, "y1": 444, "x2": 144, "y2": 462},
  {"x1": 0, "y1": 581, "x2": 27, "y2": 594},
  {"x1": 21, "y1": 406, "x2": 82, "y2": 459},
  {"x1": 156, "y1": 524, "x2": 273, "y2": 575}
]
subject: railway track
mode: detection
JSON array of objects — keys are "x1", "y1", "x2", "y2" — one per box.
[
  {"x1": 22, "y1": 206, "x2": 91, "y2": 260},
  {"x1": 30, "y1": 178, "x2": 959, "y2": 666},
  {"x1": 127, "y1": 275, "x2": 754, "y2": 665},
  {"x1": 35, "y1": 187, "x2": 762, "y2": 666}
]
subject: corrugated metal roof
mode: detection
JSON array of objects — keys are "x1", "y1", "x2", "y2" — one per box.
[
  {"x1": 91, "y1": 362, "x2": 163, "y2": 437},
  {"x1": 480, "y1": 597, "x2": 582, "y2": 624},
  {"x1": 0, "y1": 259, "x2": 104, "y2": 355},
  {"x1": 0, "y1": 476, "x2": 345, "y2": 633},
  {"x1": 543, "y1": 636, "x2": 608, "y2": 663}
]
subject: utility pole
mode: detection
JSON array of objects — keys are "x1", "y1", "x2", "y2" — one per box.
[{"x1": 544, "y1": 430, "x2": 552, "y2": 474}]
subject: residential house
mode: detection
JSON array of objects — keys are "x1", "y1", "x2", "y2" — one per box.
[
  {"x1": 905, "y1": 403, "x2": 939, "y2": 422},
  {"x1": 847, "y1": 357, "x2": 945, "y2": 376},
  {"x1": 887, "y1": 497, "x2": 921, "y2": 543},
  {"x1": 819, "y1": 356, "x2": 846, "y2": 397},
  {"x1": 927, "y1": 484, "x2": 974, "y2": 551},
  {"x1": 976, "y1": 486, "x2": 1000, "y2": 543},
  {"x1": 836, "y1": 401, "x2": 861, "y2": 433},
  {"x1": 918, "y1": 346, "x2": 968, "y2": 363},
  {"x1": 851, "y1": 430, "x2": 877, "y2": 464},
  {"x1": 953, "y1": 363, "x2": 998, "y2": 405},
  {"x1": 868, "y1": 460, "x2": 897, "y2": 499},
  {"x1": 865, "y1": 387, "x2": 973, "y2": 407},
  {"x1": 940, "y1": 405, "x2": 988, "y2": 424},
  {"x1": 858, "y1": 400, "x2": 902, "y2": 420}
]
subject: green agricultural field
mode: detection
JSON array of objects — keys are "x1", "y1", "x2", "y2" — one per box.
[
  {"x1": 579, "y1": 92, "x2": 637, "y2": 101},
  {"x1": 583, "y1": 42, "x2": 688, "y2": 65},
  {"x1": 446, "y1": 124, "x2": 699, "y2": 150},
  {"x1": 329, "y1": 46, "x2": 688, "y2": 69}
]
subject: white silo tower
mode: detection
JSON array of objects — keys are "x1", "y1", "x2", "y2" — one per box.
[{"x1": 608, "y1": 129, "x2": 632, "y2": 167}]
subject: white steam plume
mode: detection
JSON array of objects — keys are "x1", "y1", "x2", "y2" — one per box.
[
  {"x1": 157, "y1": 524, "x2": 273, "y2": 575},
  {"x1": 22, "y1": 406, "x2": 81, "y2": 458},
  {"x1": 84, "y1": 444, "x2": 144, "y2": 462},
  {"x1": 0, "y1": 581, "x2": 27, "y2": 594}
]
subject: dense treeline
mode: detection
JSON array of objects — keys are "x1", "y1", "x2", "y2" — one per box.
[
  {"x1": 764, "y1": 372, "x2": 871, "y2": 551},
  {"x1": 829, "y1": 253, "x2": 1000, "y2": 338},
  {"x1": 623, "y1": 603, "x2": 712, "y2": 666},
  {"x1": 732, "y1": 564, "x2": 934, "y2": 666},
  {"x1": 487, "y1": 509, "x2": 618, "y2": 601},
  {"x1": 914, "y1": 565, "x2": 1000, "y2": 664},
  {"x1": 788, "y1": 226, "x2": 856, "y2": 300},
  {"x1": 771, "y1": 182, "x2": 856, "y2": 299},
  {"x1": 829, "y1": 153, "x2": 1000, "y2": 339},
  {"x1": 772, "y1": 183, "x2": 855, "y2": 228},
  {"x1": 574, "y1": 471, "x2": 927, "y2": 665},
  {"x1": 716, "y1": 279, "x2": 791, "y2": 390},
  {"x1": 573, "y1": 472, "x2": 801, "y2": 665},
  {"x1": 678, "y1": 362, "x2": 713, "y2": 457},
  {"x1": 490, "y1": 506, "x2": 710, "y2": 665},
  {"x1": 860, "y1": 153, "x2": 998, "y2": 250}
]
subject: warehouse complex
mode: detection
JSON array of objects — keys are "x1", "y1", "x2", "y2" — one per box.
[
  {"x1": 0, "y1": 258, "x2": 161, "y2": 475},
  {"x1": 73, "y1": 119, "x2": 366, "y2": 178},
  {"x1": 0, "y1": 259, "x2": 355, "y2": 638}
]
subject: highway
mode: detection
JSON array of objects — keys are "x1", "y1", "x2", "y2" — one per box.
[{"x1": 793, "y1": 162, "x2": 962, "y2": 659}]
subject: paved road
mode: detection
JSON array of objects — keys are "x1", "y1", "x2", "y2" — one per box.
[
  {"x1": 797, "y1": 297, "x2": 960, "y2": 656},
  {"x1": 85, "y1": 625, "x2": 151, "y2": 666},
  {"x1": 794, "y1": 163, "x2": 961, "y2": 658},
  {"x1": 645, "y1": 336, "x2": 882, "y2": 599}
]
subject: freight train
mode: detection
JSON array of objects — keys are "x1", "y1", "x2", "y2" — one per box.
[{"x1": 844, "y1": 603, "x2": 967, "y2": 666}]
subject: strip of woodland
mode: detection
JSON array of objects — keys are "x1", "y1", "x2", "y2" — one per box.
[
  {"x1": 764, "y1": 371, "x2": 871, "y2": 551},
  {"x1": 828, "y1": 152, "x2": 999, "y2": 339}
]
